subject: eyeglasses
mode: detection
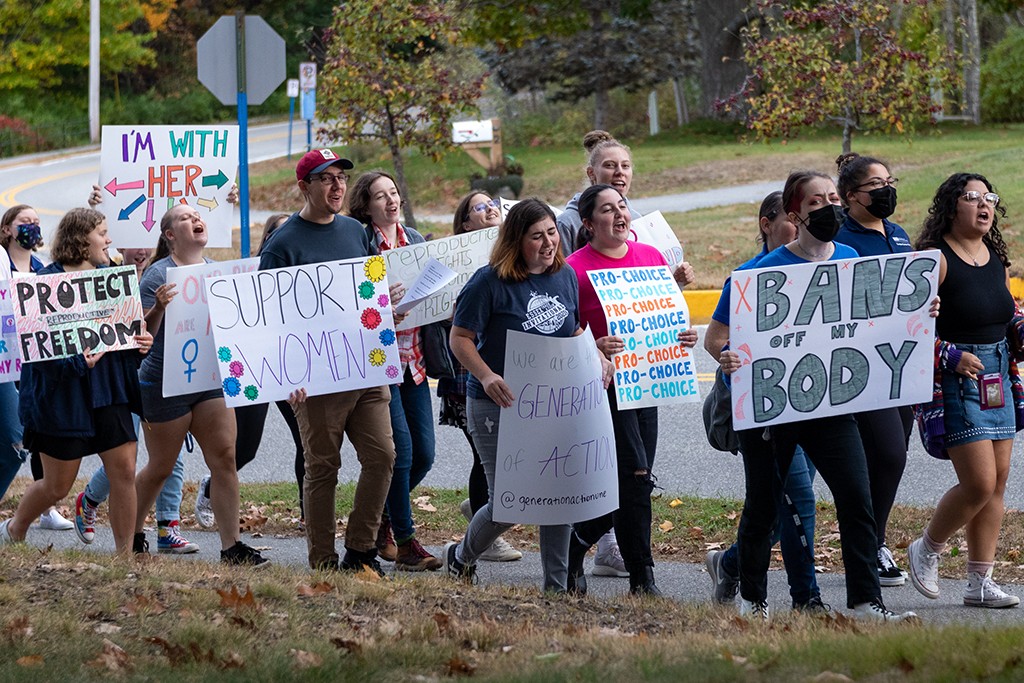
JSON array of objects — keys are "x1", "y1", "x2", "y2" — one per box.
[
  {"x1": 961, "y1": 190, "x2": 1000, "y2": 207},
  {"x1": 471, "y1": 199, "x2": 500, "y2": 214},
  {"x1": 856, "y1": 177, "x2": 899, "y2": 190},
  {"x1": 309, "y1": 172, "x2": 349, "y2": 186}
]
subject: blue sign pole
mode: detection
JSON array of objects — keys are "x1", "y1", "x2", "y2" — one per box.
[
  {"x1": 287, "y1": 96, "x2": 295, "y2": 160},
  {"x1": 235, "y1": 12, "x2": 250, "y2": 258}
]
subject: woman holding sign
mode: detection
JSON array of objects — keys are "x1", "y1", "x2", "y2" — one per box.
[
  {"x1": 909, "y1": 173, "x2": 1020, "y2": 609},
  {"x1": 718, "y1": 171, "x2": 915, "y2": 621},
  {"x1": 563, "y1": 184, "x2": 698, "y2": 597},
  {"x1": 444, "y1": 198, "x2": 612, "y2": 591},
  {"x1": 348, "y1": 171, "x2": 441, "y2": 572},
  {"x1": 0, "y1": 208, "x2": 152, "y2": 554},
  {"x1": 129, "y1": 203, "x2": 268, "y2": 567}
]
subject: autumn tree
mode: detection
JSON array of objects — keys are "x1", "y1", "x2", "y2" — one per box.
[
  {"x1": 730, "y1": 1, "x2": 959, "y2": 153},
  {"x1": 318, "y1": 0, "x2": 486, "y2": 227}
]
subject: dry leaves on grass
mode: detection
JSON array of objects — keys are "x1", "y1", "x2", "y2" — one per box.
[
  {"x1": 330, "y1": 637, "x2": 363, "y2": 654},
  {"x1": 217, "y1": 585, "x2": 259, "y2": 610},
  {"x1": 413, "y1": 495, "x2": 437, "y2": 512},
  {"x1": 147, "y1": 637, "x2": 245, "y2": 669},
  {"x1": 433, "y1": 609, "x2": 454, "y2": 635},
  {"x1": 447, "y1": 655, "x2": 476, "y2": 676},
  {"x1": 16, "y1": 654, "x2": 44, "y2": 668},
  {"x1": 297, "y1": 582, "x2": 333, "y2": 596},
  {"x1": 659, "y1": 520, "x2": 674, "y2": 533},
  {"x1": 290, "y1": 649, "x2": 323, "y2": 669},
  {"x1": 3, "y1": 616, "x2": 32, "y2": 642},
  {"x1": 122, "y1": 593, "x2": 167, "y2": 616},
  {"x1": 89, "y1": 639, "x2": 132, "y2": 672}
]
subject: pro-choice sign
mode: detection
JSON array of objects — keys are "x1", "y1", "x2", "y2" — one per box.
[{"x1": 729, "y1": 250, "x2": 939, "y2": 429}]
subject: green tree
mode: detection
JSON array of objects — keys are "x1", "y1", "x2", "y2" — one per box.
[
  {"x1": 318, "y1": 0, "x2": 486, "y2": 227},
  {"x1": 730, "y1": 0, "x2": 959, "y2": 153}
]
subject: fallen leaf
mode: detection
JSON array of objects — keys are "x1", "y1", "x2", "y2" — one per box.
[
  {"x1": 897, "y1": 657, "x2": 915, "y2": 673},
  {"x1": 377, "y1": 619, "x2": 403, "y2": 637},
  {"x1": 16, "y1": 655, "x2": 43, "y2": 668},
  {"x1": 331, "y1": 637, "x2": 363, "y2": 654},
  {"x1": 94, "y1": 623, "x2": 122, "y2": 635},
  {"x1": 688, "y1": 526, "x2": 704, "y2": 539},
  {"x1": 433, "y1": 609, "x2": 453, "y2": 635},
  {"x1": 704, "y1": 542, "x2": 724, "y2": 551},
  {"x1": 297, "y1": 582, "x2": 333, "y2": 596},
  {"x1": 89, "y1": 639, "x2": 132, "y2": 671},
  {"x1": 810, "y1": 673, "x2": 854, "y2": 683},
  {"x1": 354, "y1": 566, "x2": 382, "y2": 583},
  {"x1": 290, "y1": 649, "x2": 323, "y2": 669},
  {"x1": 122, "y1": 594, "x2": 167, "y2": 616},
  {"x1": 3, "y1": 616, "x2": 32, "y2": 641},
  {"x1": 216, "y1": 585, "x2": 258, "y2": 610},
  {"x1": 447, "y1": 656, "x2": 476, "y2": 676},
  {"x1": 221, "y1": 651, "x2": 245, "y2": 669},
  {"x1": 659, "y1": 520, "x2": 674, "y2": 533},
  {"x1": 668, "y1": 498, "x2": 684, "y2": 508},
  {"x1": 725, "y1": 511, "x2": 739, "y2": 520},
  {"x1": 413, "y1": 495, "x2": 437, "y2": 512}
]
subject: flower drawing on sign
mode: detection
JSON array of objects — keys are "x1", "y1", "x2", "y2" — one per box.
[
  {"x1": 379, "y1": 329, "x2": 396, "y2": 346},
  {"x1": 223, "y1": 377, "x2": 241, "y2": 397},
  {"x1": 218, "y1": 346, "x2": 232, "y2": 362},
  {"x1": 363, "y1": 256, "x2": 386, "y2": 283},
  {"x1": 361, "y1": 308, "x2": 382, "y2": 330},
  {"x1": 229, "y1": 360, "x2": 245, "y2": 378},
  {"x1": 358, "y1": 281, "x2": 375, "y2": 300},
  {"x1": 386, "y1": 365, "x2": 399, "y2": 379},
  {"x1": 368, "y1": 348, "x2": 387, "y2": 366},
  {"x1": 243, "y1": 385, "x2": 259, "y2": 401},
  {"x1": 377, "y1": 294, "x2": 389, "y2": 308}
]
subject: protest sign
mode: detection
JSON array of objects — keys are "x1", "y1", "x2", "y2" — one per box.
[
  {"x1": 394, "y1": 258, "x2": 457, "y2": 315},
  {"x1": 493, "y1": 328, "x2": 618, "y2": 525},
  {"x1": 587, "y1": 265, "x2": 699, "y2": 409},
  {"x1": 162, "y1": 258, "x2": 259, "y2": 397},
  {"x1": 729, "y1": 250, "x2": 939, "y2": 429},
  {"x1": 498, "y1": 198, "x2": 563, "y2": 221},
  {"x1": 0, "y1": 280, "x2": 21, "y2": 381},
  {"x1": 383, "y1": 228, "x2": 498, "y2": 330},
  {"x1": 11, "y1": 266, "x2": 143, "y2": 363},
  {"x1": 99, "y1": 125, "x2": 238, "y2": 248},
  {"x1": 631, "y1": 211, "x2": 684, "y2": 268},
  {"x1": 204, "y1": 255, "x2": 400, "y2": 407}
]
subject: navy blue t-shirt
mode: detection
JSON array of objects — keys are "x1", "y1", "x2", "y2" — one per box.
[
  {"x1": 453, "y1": 265, "x2": 579, "y2": 400},
  {"x1": 836, "y1": 216, "x2": 912, "y2": 257}
]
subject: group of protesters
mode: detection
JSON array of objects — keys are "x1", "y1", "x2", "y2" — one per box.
[{"x1": 0, "y1": 129, "x2": 1018, "y2": 621}]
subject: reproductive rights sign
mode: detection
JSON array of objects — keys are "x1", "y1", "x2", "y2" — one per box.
[
  {"x1": 0, "y1": 280, "x2": 21, "y2": 381},
  {"x1": 588, "y1": 265, "x2": 700, "y2": 409},
  {"x1": 100, "y1": 125, "x2": 238, "y2": 248},
  {"x1": 493, "y1": 328, "x2": 617, "y2": 525},
  {"x1": 204, "y1": 255, "x2": 401, "y2": 407},
  {"x1": 729, "y1": 250, "x2": 939, "y2": 429},
  {"x1": 11, "y1": 266, "x2": 143, "y2": 362},
  {"x1": 162, "y1": 258, "x2": 259, "y2": 397},
  {"x1": 383, "y1": 227, "x2": 498, "y2": 330}
]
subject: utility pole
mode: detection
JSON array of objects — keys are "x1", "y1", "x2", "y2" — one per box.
[{"x1": 89, "y1": 0, "x2": 100, "y2": 142}]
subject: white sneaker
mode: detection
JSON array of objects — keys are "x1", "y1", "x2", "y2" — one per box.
[
  {"x1": 852, "y1": 599, "x2": 917, "y2": 622},
  {"x1": 907, "y1": 537, "x2": 940, "y2": 599},
  {"x1": 964, "y1": 570, "x2": 1020, "y2": 609},
  {"x1": 593, "y1": 542, "x2": 629, "y2": 577},
  {"x1": 0, "y1": 519, "x2": 14, "y2": 545},
  {"x1": 195, "y1": 475, "x2": 215, "y2": 528},
  {"x1": 38, "y1": 508, "x2": 74, "y2": 530},
  {"x1": 739, "y1": 598, "x2": 770, "y2": 621},
  {"x1": 478, "y1": 535, "x2": 523, "y2": 562}
]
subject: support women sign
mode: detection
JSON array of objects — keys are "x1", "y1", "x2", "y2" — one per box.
[
  {"x1": 162, "y1": 258, "x2": 259, "y2": 397},
  {"x1": 204, "y1": 255, "x2": 400, "y2": 407},
  {"x1": 587, "y1": 265, "x2": 700, "y2": 409},
  {"x1": 10, "y1": 266, "x2": 143, "y2": 362},
  {"x1": 99, "y1": 125, "x2": 238, "y2": 248},
  {"x1": 729, "y1": 251, "x2": 940, "y2": 429},
  {"x1": 493, "y1": 328, "x2": 617, "y2": 525}
]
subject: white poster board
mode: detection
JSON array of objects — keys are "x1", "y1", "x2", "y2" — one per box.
[
  {"x1": 452, "y1": 119, "x2": 494, "y2": 144},
  {"x1": 493, "y1": 328, "x2": 618, "y2": 525},
  {"x1": 729, "y1": 251, "x2": 939, "y2": 429},
  {"x1": 162, "y1": 258, "x2": 259, "y2": 397},
  {"x1": 99, "y1": 125, "x2": 238, "y2": 248},
  {"x1": 587, "y1": 265, "x2": 700, "y2": 408},
  {"x1": 0, "y1": 280, "x2": 21, "y2": 382},
  {"x1": 631, "y1": 211, "x2": 684, "y2": 268},
  {"x1": 204, "y1": 255, "x2": 400, "y2": 407},
  {"x1": 383, "y1": 228, "x2": 498, "y2": 330},
  {"x1": 498, "y1": 198, "x2": 562, "y2": 221}
]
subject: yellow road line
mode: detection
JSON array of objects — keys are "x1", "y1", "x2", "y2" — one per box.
[{"x1": 0, "y1": 165, "x2": 99, "y2": 216}]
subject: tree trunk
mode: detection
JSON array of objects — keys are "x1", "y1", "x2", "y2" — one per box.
[
  {"x1": 590, "y1": 5, "x2": 610, "y2": 129},
  {"x1": 842, "y1": 120, "x2": 852, "y2": 155},
  {"x1": 594, "y1": 87, "x2": 609, "y2": 129},
  {"x1": 384, "y1": 105, "x2": 416, "y2": 228},
  {"x1": 672, "y1": 77, "x2": 688, "y2": 125},
  {"x1": 960, "y1": 0, "x2": 981, "y2": 124},
  {"x1": 694, "y1": 0, "x2": 751, "y2": 118}
]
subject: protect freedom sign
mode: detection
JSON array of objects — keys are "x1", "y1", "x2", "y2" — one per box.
[
  {"x1": 588, "y1": 265, "x2": 700, "y2": 409},
  {"x1": 493, "y1": 328, "x2": 617, "y2": 525},
  {"x1": 0, "y1": 280, "x2": 21, "y2": 381},
  {"x1": 204, "y1": 255, "x2": 400, "y2": 407},
  {"x1": 729, "y1": 250, "x2": 939, "y2": 429},
  {"x1": 11, "y1": 266, "x2": 143, "y2": 362}
]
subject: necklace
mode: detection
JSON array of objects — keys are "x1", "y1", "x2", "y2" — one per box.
[
  {"x1": 952, "y1": 237, "x2": 984, "y2": 267},
  {"x1": 794, "y1": 241, "x2": 832, "y2": 261}
]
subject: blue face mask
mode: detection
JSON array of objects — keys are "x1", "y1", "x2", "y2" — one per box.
[{"x1": 15, "y1": 223, "x2": 41, "y2": 250}]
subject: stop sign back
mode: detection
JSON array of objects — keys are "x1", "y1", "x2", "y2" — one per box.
[{"x1": 197, "y1": 15, "x2": 285, "y2": 106}]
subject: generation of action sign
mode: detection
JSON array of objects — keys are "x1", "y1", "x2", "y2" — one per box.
[{"x1": 587, "y1": 265, "x2": 700, "y2": 409}]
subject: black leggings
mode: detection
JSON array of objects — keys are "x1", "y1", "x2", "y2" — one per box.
[
  {"x1": 464, "y1": 426, "x2": 488, "y2": 513},
  {"x1": 853, "y1": 406, "x2": 913, "y2": 546},
  {"x1": 234, "y1": 401, "x2": 306, "y2": 516}
]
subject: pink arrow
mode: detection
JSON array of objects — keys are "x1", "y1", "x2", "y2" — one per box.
[
  {"x1": 142, "y1": 200, "x2": 155, "y2": 232},
  {"x1": 105, "y1": 177, "x2": 146, "y2": 196}
]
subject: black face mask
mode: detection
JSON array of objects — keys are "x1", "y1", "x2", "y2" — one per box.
[
  {"x1": 803, "y1": 204, "x2": 845, "y2": 242},
  {"x1": 865, "y1": 185, "x2": 897, "y2": 219}
]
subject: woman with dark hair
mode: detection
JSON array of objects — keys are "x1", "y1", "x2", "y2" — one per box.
[
  {"x1": 564, "y1": 184, "x2": 698, "y2": 597},
  {"x1": 834, "y1": 152, "x2": 915, "y2": 587},
  {"x1": 443, "y1": 198, "x2": 611, "y2": 591},
  {"x1": 908, "y1": 173, "x2": 1020, "y2": 609},
  {"x1": 718, "y1": 171, "x2": 914, "y2": 621},
  {"x1": 347, "y1": 170, "x2": 441, "y2": 571},
  {"x1": 0, "y1": 253, "x2": 24, "y2": 505},
  {"x1": 443, "y1": 191, "x2": 522, "y2": 562},
  {"x1": 0, "y1": 208, "x2": 152, "y2": 554}
]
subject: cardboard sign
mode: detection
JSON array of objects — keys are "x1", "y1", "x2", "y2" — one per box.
[
  {"x1": 587, "y1": 265, "x2": 700, "y2": 408},
  {"x1": 99, "y1": 125, "x2": 238, "y2": 248},
  {"x1": 0, "y1": 280, "x2": 21, "y2": 382},
  {"x1": 452, "y1": 119, "x2": 494, "y2": 144},
  {"x1": 162, "y1": 258, "x2": 259, "y2": 397},
  {"x1": 204, "y1": 255, "x2": 400, "y2": 407},
  {"x1": 383, "y1": 228, "x2": 498, "y2": 330},
  {"x1": 729, "y1": 250, "x2": 940, "y2": 428},
  {"x1": 493, "y1": 328, "x2": 618, "y2": 524},
  {"x1": 631, "y1": 211, "x2": 684, "y2": 268},
  {"x1": 11, "y1": 266, "x2": 143, "y2": 362}
]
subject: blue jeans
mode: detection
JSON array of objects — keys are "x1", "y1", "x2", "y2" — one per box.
[
  {"x1": 385, "y1": 369, "x2": 436, "y2": 542},
  {"x1": 86, "y1": 414, "x2": 185, "y2": 521},
  {"x1": 722, "y1": 448, "x2": 819, "y2": 604},
  {"x1": 0, "y1": 382, "x2": 25, "y2": 501}
]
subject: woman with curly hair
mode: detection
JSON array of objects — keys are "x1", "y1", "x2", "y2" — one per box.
[{"x1": 908, "y1": 173, "x2": 1020, "y2": 609}]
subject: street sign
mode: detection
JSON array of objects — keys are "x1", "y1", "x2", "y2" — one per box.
[
  {"x1": 197, "y1": 15, "x2": 285, "y2": 106},
  {"x1": 287, "y1": 79, "x2": 299, "y2": 98}
]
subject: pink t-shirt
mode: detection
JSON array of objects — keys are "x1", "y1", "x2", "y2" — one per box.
[{"x1": 566, "y1": 241, "x2": 668, "y2": 339}]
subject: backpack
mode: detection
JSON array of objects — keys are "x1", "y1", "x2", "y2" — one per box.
[{"x1": 702, "y1": 367, "x2": 739, "y2": 454}]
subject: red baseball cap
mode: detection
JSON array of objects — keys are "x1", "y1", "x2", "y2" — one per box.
[{"x1": 296, "y1": 149, "x2": 354, "y2": 181}]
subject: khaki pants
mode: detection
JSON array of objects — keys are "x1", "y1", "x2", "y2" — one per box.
[{"x1": 294, "y1": 385, "x2": 395, "y2": 569}]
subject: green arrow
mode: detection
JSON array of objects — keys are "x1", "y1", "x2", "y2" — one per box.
[{"x1": 202, "y1": 170, "x2": 229, "y2": 189}]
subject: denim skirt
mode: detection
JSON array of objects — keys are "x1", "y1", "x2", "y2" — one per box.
[{"x1": 941, "y1": 340, "x2": 1015, "y2": 447}]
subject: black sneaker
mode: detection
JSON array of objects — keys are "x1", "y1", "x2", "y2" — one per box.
[
  {"x1": 221, "y1": 541, "x2": 270, "y2": 568},
  {"x1": 793, "y1": 595, "x2": 831, "y2": 614},
  {"x1": 133, "y1": 532, "x2": 149, "y2": 555},
  {"x1": 340, "y1": 548, "x2": 386, "y2": 578},
  {"x1": 877, "y1": 544, "x2": 907, "y2": 587},
  {"x1": 442, "y1": 541, "x2": 476, "y2": 583}
]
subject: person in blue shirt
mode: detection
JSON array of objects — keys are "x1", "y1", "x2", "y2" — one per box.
[{"x1": 835, "y1": 153, "x2": 915, "y2": 588}]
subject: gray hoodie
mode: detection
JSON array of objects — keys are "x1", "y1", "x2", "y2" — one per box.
[{"x1": 556, "y1": 192, "x2": 642, "y2": 257}]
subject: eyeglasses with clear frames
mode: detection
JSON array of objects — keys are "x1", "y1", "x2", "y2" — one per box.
[
  {"x1": 471, "y1": 199, "x2": 500, "y2": 214},
  {"x1": 309, "y1": 172, "x2": 349, "y2": 186},
  {"x1": 961, "y1": 190, "x2": 1000, "y2": 208},
  {"x1": 856, "y1": 177, "x2": 899, "y2": 191}
]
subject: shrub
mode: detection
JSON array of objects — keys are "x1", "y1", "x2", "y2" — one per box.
[{"x1": 982, "y1": 27, "x2": 1024, "y2": 123}]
